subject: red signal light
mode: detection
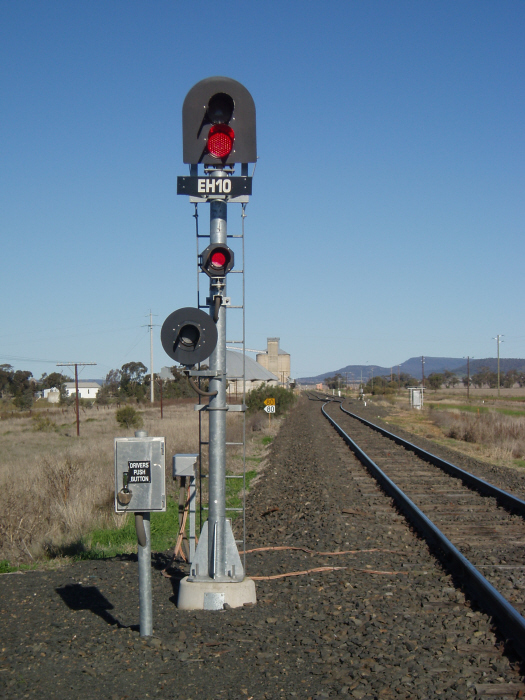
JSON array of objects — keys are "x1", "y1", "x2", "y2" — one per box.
[
  {"x1": 210, "y1": 250, "x2": 227, "y2": 268},
  {"x1": 207, "y1": 124, "x2": 234, "y2": 159}
]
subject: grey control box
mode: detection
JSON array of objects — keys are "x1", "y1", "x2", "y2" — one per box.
[
  {"x1": 172, "y1": 453, "x2": 199, "y2": 478},
  {"x1": 114, "y1": 437, "x2": 166, "y2": 513}
]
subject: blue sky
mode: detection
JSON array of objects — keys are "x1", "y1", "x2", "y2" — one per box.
[{"x1": 1, "y1": 1, "x2": 524, "y2": 382}]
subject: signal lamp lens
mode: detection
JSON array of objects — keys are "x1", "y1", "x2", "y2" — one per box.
[
  {"x1": 207, "y1": 124, "x2": 234, "y2": 158},
  {"x1": 210, "y1": 250, "x2": 227, "y2": 268},
  {"x1": 178, "y1": 324, "x2": 200, "y2": 349},
  {"x1": 207, "y1": 93, "x2": 234, "y2": 125}
]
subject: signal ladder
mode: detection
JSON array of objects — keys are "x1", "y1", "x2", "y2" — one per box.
[{"x1": 194, "y1": 197, "x2": 248, "y2": 570}]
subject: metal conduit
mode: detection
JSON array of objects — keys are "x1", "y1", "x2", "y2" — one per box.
[{"x1": 321, "y1": 402, "x2": 525, "y2": 661}]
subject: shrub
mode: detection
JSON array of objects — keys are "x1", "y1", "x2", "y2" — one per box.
[
  {"x1": 116, "y1": 406, "x2": 143, "y2": 429},
  {"x1": 246, "y1": 385, "x2": 296, "y2": 416},
  {"x1": 32, "y1": 414, "x2": 58, "y2": 432}
]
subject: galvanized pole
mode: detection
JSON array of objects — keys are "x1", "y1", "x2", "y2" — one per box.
[
  {"x1": 150, "y1": 311, "x2": 154, "y2": 404},
  {"x1": 135, "y1": 429, "x2": 152, "y2": 637},
  {"x1": 137, "y1": 512, "x2": 152, "y2": 636},
  {"x1": 207, "y1": 192, "x2": 227, "y2": 579}
]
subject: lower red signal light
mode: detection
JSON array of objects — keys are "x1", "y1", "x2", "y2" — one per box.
[
  {"x1": 200, "y1": 243, "x2": 235, "y2": 278},
  {"x1": 210, "y1": 251, "x2": 227, "y2": 268},
  {"x1": 207, "y1": 124, "x2": 234, "y2": 159}
]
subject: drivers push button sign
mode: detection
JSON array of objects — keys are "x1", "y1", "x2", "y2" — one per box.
[{"x1": 128, "y1": 461, "x2": 151, "y2": 483}]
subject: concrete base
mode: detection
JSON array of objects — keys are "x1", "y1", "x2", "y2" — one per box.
[{"x1": 177, "y1": 576, "x2": 257, "y2": 610}]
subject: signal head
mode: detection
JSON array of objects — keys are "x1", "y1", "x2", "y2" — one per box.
[
  {"x1": 161, "y1": 307, "x2": 218, "y2": 366},
  {"x1": 182, "y1": 76, "x2": 256, "y2": 165},
  {"x1": 200, "y1": 243, "x2": 234, "y2": 278}
]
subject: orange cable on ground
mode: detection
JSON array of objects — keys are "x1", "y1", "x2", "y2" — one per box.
[
  {"x1": 173, "y1": 484, "x2": 191, "y2": 562},
  {"x1": 251, "y1": 567, "x2": 408, "y2": 580},
  {"x1": 240, "y1": 546, "x2": 406, "y2": 556}
]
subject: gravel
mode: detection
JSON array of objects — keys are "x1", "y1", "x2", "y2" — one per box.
[{"x1": 1, "y1": 395, "x2": 524, "y2": 699}]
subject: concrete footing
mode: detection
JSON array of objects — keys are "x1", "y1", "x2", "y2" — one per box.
[{"x1": 177, "y1": 577, "x2": 257, "y2": 610}]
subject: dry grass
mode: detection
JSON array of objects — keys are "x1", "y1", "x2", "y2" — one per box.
[
  {"x1": 370, "y1": 393, "x2": 525, "y2": 469},
  {"x1": 430, "y1": 410, "x2": 525, "y2": 462},
  {"x1": 0, "y1": 401, "x2": 274, "y2": 566}
]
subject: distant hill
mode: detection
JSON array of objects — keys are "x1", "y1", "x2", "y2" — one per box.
[
  {"x1": 297, "y1": 357, "x2": 525, "y2": 385},
  {"x1": 453, "y1": 358, "x2": 525, "y2": 376}
]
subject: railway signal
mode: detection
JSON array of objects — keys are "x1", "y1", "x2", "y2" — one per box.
[
  {"x1": 160, "y1": 307, "x2": 218, "y2": 366},
  {"x1": 170, "y1": 77, "x2": 257, "y2": 612},
  {"x1": 182, "y1": 76, "x2": 257, "y2": 166},
  {"x1": 200, "y1": 243, "x2": 234, "y2": 278}
]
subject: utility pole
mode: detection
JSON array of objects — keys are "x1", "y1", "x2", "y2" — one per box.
[
  {"x1": 143, "y1": 311, "x2": 158, "y2": 404},
  {"x1": 466, "y1": 356, "x2": 471, "y2": 400},
  {"x1": 494, "y1": 335, "x2": 504, "y2": 397},
  {"x1": 56, "y1": 362, "x2": 97, "y2": 436},
  {"x1": 156, "y1": 378, "x2": 164, "y2": 419}
]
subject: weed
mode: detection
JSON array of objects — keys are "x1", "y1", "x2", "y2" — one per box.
[
  {"x1": 32, "y1": 414, "x2": 59, "y2": 432},
  {"x1": 262, "y1": 436, "x2": 273, "y2": 446}
]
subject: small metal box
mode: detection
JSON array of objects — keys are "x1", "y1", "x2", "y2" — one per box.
[
  {"x1": 114, "y1": 437, "x2": 166, "y2": 513},
  {"x1": 173, "y1": 453, "x2": 199, "y2": 478}
]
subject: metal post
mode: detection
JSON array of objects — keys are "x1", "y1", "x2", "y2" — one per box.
[
  {"x1": 150, "y1": 311, "x2": 154, "y2": 404},
  {"x1": 208, "y1": 194, "x2": 227, "y2": 579},
  {"x1": 138, "y1": 512, "x2": 152, "y2": 636}
]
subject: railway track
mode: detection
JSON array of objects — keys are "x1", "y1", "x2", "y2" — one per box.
[{"x1": 320, "y1": 397, "x2": 525, "y2": 660}]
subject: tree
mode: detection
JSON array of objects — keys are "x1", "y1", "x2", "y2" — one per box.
[
  {"x1": 0, "y1": 364, "x2": 13, "y2": 398},
  {"x1": 104, "y1": 369, "x2": 122, "y2": 397},
  {"x1": 40, "y1": 372, "x2": 69, "y2": 391},
  {"x1": 157, "y1": 367, "x2": 198, "y2": 399},
  {"x1": 472, "y1": 366, "x2": 498, "y2": 389},
  {"x1": 503, "y1": 369, "x2": 519, "y2": 389},
  {"x1": 120, "y1": 362, "x2": 147, "y2": 400},
  {"x1": 325, "y1": 373, "x2": 343, "y2": 390},
  {"x1": 427, "y1": 373, "x2": 444, "y2": 391},
  {"x1": 11, "y1": 370, "x2": 34, "y2": 409}
]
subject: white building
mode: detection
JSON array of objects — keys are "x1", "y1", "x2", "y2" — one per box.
[
  {"x1": 64, "y1": 382, "x2": 101, "y2": 400},
  {"x1": 43, "y1": 388, "x2": 61, "y2": 403}
]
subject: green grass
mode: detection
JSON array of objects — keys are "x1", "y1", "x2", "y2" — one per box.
[
  {"x1": 86, "y1": 495, "x2": 181, "y2": 557},
  {"x1": 261, "y1": 436, "x2": 273, "y2": 445},
  {"x1": 224, "y1": 470, "x2": 257, "y2": 515},
  {"x1": 513, "y1": 459, "x2": 525, "y2": 469},
  {"x1": 0, "y1": 560, "x2": 38, "y2": 574}
]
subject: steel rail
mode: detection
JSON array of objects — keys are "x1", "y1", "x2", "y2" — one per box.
[
  {"x1": 339, "y1": 404, "x2": 525, "y2": 515},
  {"x1": 321, "y1": 402, "x2": 525, "y2": 660}
]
